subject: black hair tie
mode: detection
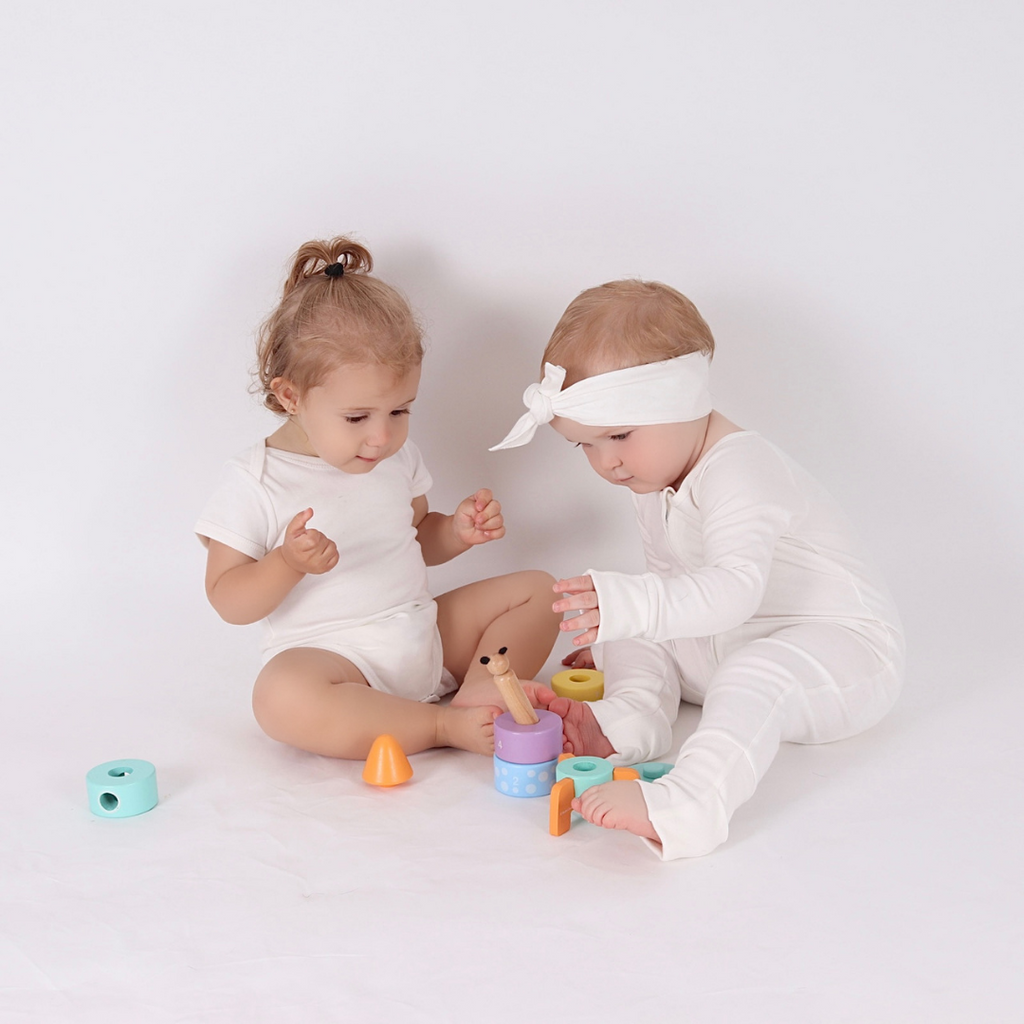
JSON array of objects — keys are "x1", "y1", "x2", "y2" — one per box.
[{"x1": 324, "y1": 262, "x2": 345, "y2": 277}]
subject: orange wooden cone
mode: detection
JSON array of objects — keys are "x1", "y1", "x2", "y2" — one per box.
[{"x1": 362, "y1": 734, "x2": 413, "y2": 786}]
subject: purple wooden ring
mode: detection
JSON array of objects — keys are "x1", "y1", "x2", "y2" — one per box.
[{"x1": 493, "y1": 709, "x2": 563, "y2": 765}]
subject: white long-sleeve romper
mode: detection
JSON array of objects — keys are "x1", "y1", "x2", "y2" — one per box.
[{"x1": 585, "y1": 431, "x2": 905, "y2": 860}]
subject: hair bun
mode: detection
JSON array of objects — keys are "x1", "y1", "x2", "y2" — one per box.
[
  {"x1": 283, "y1": 236, "x2": 374, "y2": 295},
  {"x1": 328, "y1": 238, "x2": 372, "y2": 276}
]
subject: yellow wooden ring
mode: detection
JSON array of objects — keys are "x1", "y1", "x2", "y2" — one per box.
[{"x1": 550, "y1": 668, "x2": 604, "y2": 702}]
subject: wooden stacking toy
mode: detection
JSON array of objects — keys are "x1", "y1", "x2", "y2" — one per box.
[{"x1": 482, "y1": 648, "x2": 562, "y2": 798}]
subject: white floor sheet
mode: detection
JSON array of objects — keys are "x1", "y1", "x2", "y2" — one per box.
[{"x1": 3, "y1": 575, "x2": 1020, "y2": 1023}]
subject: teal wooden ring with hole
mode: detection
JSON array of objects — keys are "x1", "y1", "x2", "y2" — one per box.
[
  {"x1": 631, "y1": 761, "x2": 674, "y2": 782},
  {"x1": 555, "y1": 755, "x2": 614, "y2": 797},
  {"x1": 86, "y1": 759, "x2": 159, "y2": 818}
]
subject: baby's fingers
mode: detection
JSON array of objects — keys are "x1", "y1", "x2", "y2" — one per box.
[
  {"x1": 287, "y1": 507, "x2": 314, "y2": 538},
  {"x1": 552, "y1": 590, "x2": 598, "y2": 614},
  {"x1": 306, "y1": 537, "x2": 339, "y2": 574},
  {"x1": 317, "y1": 540, "x2": 340, "y2": 573},
  {"x1": 474, "y1": 510, "x2": 504, "y2": 533},
  {"x1": 560, "y1": 610, "x2": 600, "y2": 635},
  {"x1": 473, "y1": 498, "x2": 502, "y2": 523},
  {"x1": 472, "y1": 488, "x2": 495, "y2": 512},
  {"x1": 571, "y1": 626, "x2": 600, "y2": 648},
  {"x1": 554, "y1": 575, "x2": 594, "y2": 595},
  {"x1": 561, "y1": 648, "x2": 596, "y2": 669}
]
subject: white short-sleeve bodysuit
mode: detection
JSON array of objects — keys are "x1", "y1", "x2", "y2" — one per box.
[
  {"x1": 195, "y1": 440, "x2": 454, "y2": 703},
  {"x1": 585, "y1": 431, "x2": 905, "y2": 860}
]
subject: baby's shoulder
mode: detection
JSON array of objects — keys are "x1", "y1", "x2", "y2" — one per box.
[
  {"x1": 691, "y1": 432, "x2": 807, "y2": 507},
  {"x1": 694, "y1": 430, "x2": 782, "y2": 480},
  {"x1": 223, "y1": 441, "x2": 268, "y2": 477}
]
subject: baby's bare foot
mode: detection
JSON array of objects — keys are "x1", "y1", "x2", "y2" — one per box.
[
  {"x1": 436, "y1": 704, "x2": 501, "y2": 754},
  {"x1": 545, "y1": 697, "x2": 614, "y2": 757},
  {"x1": 574, "y1": 781, "x2": 661, "y2": 843}
]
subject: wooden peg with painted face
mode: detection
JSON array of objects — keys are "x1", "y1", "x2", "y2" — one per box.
[{"x1": 479, "y1": 646, "x2": 539, "y2": 725}]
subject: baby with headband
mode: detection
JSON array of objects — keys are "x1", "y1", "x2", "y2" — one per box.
[
  {"x1": 492, "y1": 280, "x2": 904, "y2": 859},
  {"x1": 197, "y1": 237, "x2": 560, "y2": 761}
]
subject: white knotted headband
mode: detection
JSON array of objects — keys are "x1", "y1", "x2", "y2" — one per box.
[{"x1": 490, "y1": 352, "x2": 712, "y2": 450}]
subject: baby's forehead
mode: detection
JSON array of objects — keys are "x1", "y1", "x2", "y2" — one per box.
[{"x1": 559, "y1": 335, "x2": 641, "y2": 379}]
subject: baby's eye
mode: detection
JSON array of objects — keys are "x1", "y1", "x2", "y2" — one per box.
[
  {"x1": 609, "y1": 432, "x2": 631, "y2": 442},
  {"x1": 390, "y1": 408, "x2": 411, "y2": 417},
  {"x1": 573, "y1": 442, "x2": 590, "y2": 449},
  {"x1": 344, "y1": 415, "x2": 368, "y2": 424}
]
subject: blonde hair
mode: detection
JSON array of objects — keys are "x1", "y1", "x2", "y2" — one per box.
[
  {"x1": 255, "y1": 236, "x2": 423, "y2": 414},
  {"x1": 542, "y1": 279, "x2": 715, "y2": 387}
]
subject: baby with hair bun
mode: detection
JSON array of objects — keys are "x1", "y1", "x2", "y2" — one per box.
[{"x1": 197, "y1": 236, "x2": 560, "y2": 761}]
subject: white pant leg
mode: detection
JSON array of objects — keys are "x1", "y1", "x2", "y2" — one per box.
[
  {"x1": 640, "y1": 622, "x2": 903, "y2": 860},
  {"x1": 588, "y1": 638, "x2": 686, "y2": 765}
]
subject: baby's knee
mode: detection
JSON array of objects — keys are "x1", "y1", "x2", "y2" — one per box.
[
  {"x1": 514, "y1": 570, "x2": 561, "y2": 618},
  {"x1": 251, "y1": 673, "x2": 293, "y2": 741},
  {"x1": 251, "y1": 669, "x2": 324, "y2": 744},
  {"x1": 520, "y1": 569, "x2": 557, "y2": 597}
]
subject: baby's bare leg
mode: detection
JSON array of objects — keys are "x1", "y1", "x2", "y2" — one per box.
[
  {"x1": 544, "y1": 697, "x2": 615, "y2": 757},
  {"x1": 252, "y1": 647, "x2": 499, "y2": 758},
  {"x1": 574, "y1": 781, "x2": 661, "y2": 844},
  {"x1": 437, "y1": 570, "x2": 561, "y2": 709}
]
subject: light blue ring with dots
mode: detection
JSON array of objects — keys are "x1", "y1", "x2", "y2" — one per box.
[
  {"x1": 86, "y1": 759, "x2": 159, "y2": 818},
  {"x1": 493, "y1": 755, "x2": 558, "y2": 798}
]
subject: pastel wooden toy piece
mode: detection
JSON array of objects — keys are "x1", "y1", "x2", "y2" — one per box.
[
  {"x1": 362, "y1": 734, "x2": 413, "y2": 786},
  {"x1": 554, "y1": 755, "x2": 614, "y2": 796},
  {"x1": 493, "y1": 709, "x2": 562, "y2": 798},
  {"x1": 493, "y1": 754, "x2": 559, "y2": 798},
  {"x1": 550, "y1": 668, "x2": 605, "y2": 702},
  {"x1": 86, "y1": 759, "x2": 158, "y2": 818},
  {"x1": 484, "y1": 647, "x2": 563, "y2": 798},
  {"x1": 549, "y1": 778, "x2": 575, "y2": 836},
  {"x1": 480, "y1": 647, "x2": 538, "y2": 725},
  {"x1": 631, "y1": 761, "x2": 674, "y2": 782},
  {"x1": 548, "y1": 757, "x2": 641, "y2": 835}
]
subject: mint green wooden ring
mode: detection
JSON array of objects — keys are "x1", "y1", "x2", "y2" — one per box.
[
  {"x1": 555, "y1": 755, "x2": 614, "y2": 797},
  {"x1": 631, "y1": 761, "x2": 674, "y2": 782},
  {"x1": 86, "y1": 759, "x2": 158, "y2": 818}
]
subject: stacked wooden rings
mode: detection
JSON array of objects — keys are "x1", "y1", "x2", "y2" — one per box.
[{"x1": 493, "y1": 709, "x2": 563, "y2": 798}]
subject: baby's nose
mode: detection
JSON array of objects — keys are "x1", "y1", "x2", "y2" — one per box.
[{"x1": 366, "y1": 423, "x2": 391, "y2": 448}]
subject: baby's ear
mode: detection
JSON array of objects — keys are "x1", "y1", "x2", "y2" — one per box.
[{"x1": 270, "y1": 377, "x2": 300, "y2": 414}]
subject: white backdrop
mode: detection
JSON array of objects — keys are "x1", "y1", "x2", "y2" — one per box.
[{"x1": 3, "y1": 3, "x2": 1022, "y2": 1021}]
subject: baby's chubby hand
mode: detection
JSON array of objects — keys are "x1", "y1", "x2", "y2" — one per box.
[
  {"x1": 553, "y1": 576, "x2": 600, "y2": 647},
  {"x1": 453, "y1": 488, "x2": 505, "y2": 547},
  {"x1": 281, "y1": 508, "x2": 339, "y2": 575}
]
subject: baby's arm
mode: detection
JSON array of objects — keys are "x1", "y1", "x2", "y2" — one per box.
[
  {"x1": 413, "y1": 489, "x2": 505, "y2": 566},
  {"x1": 560, "y1": 446, "x2": 805, "y2": 645},
  {"x1": 205, "y1": 508, "x2": 337, "y2": 624}
]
